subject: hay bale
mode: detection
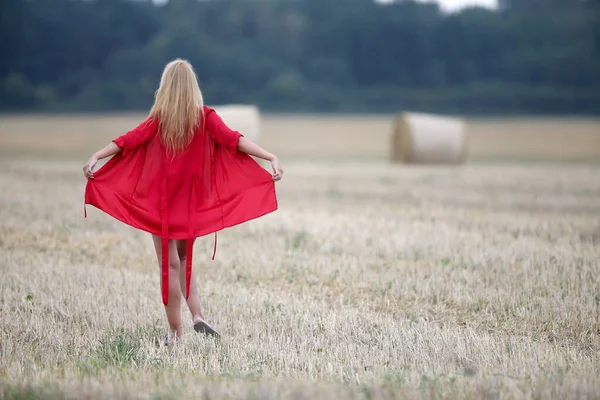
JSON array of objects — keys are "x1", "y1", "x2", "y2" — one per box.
[
  {"x1": 391, "y1": 112, "x2": 468, "y2": 164},
  {"x1": 210, "y1": 104, "x2": 261, "y2": 145}
]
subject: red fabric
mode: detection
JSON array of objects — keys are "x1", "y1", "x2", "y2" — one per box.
[{"x1": 84, "y1": 106, "x2": 278, "y2": 305}]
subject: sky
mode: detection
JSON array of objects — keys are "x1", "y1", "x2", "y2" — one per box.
[{"x1": 377, "y1": 0, "x2": 498, "y2": 13}]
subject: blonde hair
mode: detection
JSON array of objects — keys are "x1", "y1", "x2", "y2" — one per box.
[{"x1": 149, "y1": 59, "x2": 204, "y2": 155}]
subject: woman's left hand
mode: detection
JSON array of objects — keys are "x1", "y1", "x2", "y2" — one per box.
[
  {"x1": 83, "y1": 155, "x2": 98, "y2": 179},
  {"x1": 270, "y1": 157, "x2": 283, "y2": 182}
]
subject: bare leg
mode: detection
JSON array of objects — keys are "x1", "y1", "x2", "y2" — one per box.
[
  {"x1": 152, "y1": 235, "x2": 183, "y2": 339},
  {"x1": 176, "y1": 239, "x2": 220, "y2": 337},
  {"x1": 175, "y1": 239, "x2": 205, "y2": 323}
]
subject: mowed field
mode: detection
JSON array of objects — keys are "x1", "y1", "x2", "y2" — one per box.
[{"x1": 1, "y1": 113, "x2": 600, "y2": 399}]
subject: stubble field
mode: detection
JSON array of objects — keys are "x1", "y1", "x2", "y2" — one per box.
[{"x1": 1, "y1": 113, "x2": 600, "y2": 399}]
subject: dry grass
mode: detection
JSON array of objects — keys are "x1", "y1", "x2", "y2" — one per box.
[{"x1": 1, "y1": 114, "x2": 600, "y2": 399}]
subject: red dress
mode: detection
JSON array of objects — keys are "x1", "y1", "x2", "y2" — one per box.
[{"x1": 84, "y1": 106, "x2": 278, "y2": 305}]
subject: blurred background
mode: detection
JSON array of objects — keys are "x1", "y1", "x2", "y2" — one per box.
[
  {"x1": 3, "y1": 3, "x2": 600, "y2": 397},
  {"x1": 0, "y1": 0, "x2": 599, "y2": 162}
]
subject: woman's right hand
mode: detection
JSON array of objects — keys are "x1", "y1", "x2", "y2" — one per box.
[
  {"x1": 270, "y1": 157, "x2": 283, "y2": 182},
  {"x1": 83, "y1": 154, "x2": 98, "y2": 179}
]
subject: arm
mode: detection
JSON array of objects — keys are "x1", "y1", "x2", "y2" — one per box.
[
  {"x1": 82, "y1": 117, "x2": 157, "y2": 179},
  {"x1": 206, "y1": 108, "x2": 283, "y2": 181},
  {"x1": 82, "y1": 142, "x2": 121, "y2": 179},
  {"x1": 112, "y1": 117, "x2": 158, "y2": 151},
  {"x1": 95, "y1": 141, "x2": 122, "y2": 159},
  {"x1": 237, "y1": 137, "x2": 283, "y2": 182},
  {"x1": 237, "y1": 136, "x2": 276, "y2": 162}
]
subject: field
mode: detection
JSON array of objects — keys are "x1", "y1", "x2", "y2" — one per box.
[{"x1": 1, "y1": 113, "x2": 600, "y2": 399}]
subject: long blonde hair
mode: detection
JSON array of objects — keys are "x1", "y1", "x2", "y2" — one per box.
[{"x1": 149, "y1": 59, "x2": 204, "y2": 155}]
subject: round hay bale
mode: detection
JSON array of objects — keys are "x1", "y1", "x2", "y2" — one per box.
[
  {"x1": 210, "y1": 104, "x2": 261, "y2": 145},
  {"x1": 391, "y1": 112, "x2": 468, "y2": 164}
]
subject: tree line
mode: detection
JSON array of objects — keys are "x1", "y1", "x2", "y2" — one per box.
[{"x1": 1, "y1": 0, "x2": 599, "y2": 115}]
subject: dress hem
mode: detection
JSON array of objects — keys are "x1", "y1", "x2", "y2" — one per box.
[{"x1": 84, "y1": 181, "x2": 278, "y2": 241}]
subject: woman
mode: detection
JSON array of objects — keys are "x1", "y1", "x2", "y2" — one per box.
[{"x1": 82, "y1": 59, "x2": 283, "y2": 344}]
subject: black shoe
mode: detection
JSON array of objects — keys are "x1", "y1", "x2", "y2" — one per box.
[{"x1": 194, "y1": 319, "x2": 220, "y2": 338}]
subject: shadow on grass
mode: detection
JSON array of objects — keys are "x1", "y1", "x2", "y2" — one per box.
[{"x1": 77, "y1": 325, "x2": 163, "y2": 376}]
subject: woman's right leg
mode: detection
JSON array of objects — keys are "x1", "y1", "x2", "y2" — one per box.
[
  {"x1": 151, "y1": 235, "x2": 183, "y2": 339},
  {"x1": 176, "y1": 239, "x2": 205, "y2": 323},
  {"x1": 176, "y1": 239, "x2": 220, "y2": 337}
]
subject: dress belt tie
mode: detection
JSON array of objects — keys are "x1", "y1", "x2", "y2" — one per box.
[
  {"x1": 160, "y1": 176, "x2": 169, "y2": 306},
  {"x1": 185, "y1": 175, "x2": 197, "y2": 302}
]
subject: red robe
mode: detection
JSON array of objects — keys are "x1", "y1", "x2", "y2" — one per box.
[{"x1": 84, "y1": 106, "x2": 278, "y2": 305}]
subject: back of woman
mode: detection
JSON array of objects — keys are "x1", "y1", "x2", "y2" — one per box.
[{"x1": 82, "y1": 58, "x2": 283, "y2": 344}]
